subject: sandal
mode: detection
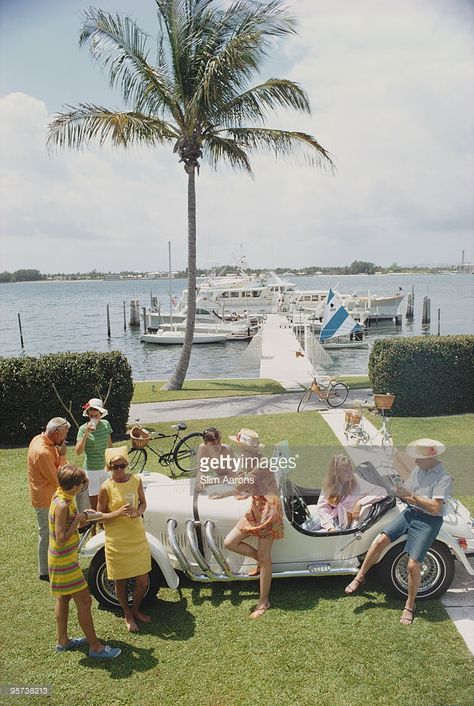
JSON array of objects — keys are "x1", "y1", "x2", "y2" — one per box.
[
  {"x1": 400, "y1": 606, "x2": 416, "y2": 625},
  {"x1": 344, "y1": 576, "x2": 365, "y2": 595},
  {"x1": 249, "y1": 601, "x2": 270, "y2": 619},
  {"x1": 248, "y1": 565, "x2": 260, "y2": 577}
]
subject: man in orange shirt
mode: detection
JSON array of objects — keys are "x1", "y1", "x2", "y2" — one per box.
[{"x1": 28, "y1": 417, "x2": 70, "y2": 581}]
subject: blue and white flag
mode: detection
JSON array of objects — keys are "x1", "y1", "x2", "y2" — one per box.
[{"x1": 319, "y1": 289, "x2": 362, "y2": 342}]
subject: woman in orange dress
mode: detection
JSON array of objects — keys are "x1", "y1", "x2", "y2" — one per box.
[{"x1": 224, "y1": 429, "x2": 284, "y2": 619}]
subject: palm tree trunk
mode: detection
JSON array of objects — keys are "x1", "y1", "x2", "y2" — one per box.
[{"x1": 163, "y1": 166, "x2": 197, "y2": 390}]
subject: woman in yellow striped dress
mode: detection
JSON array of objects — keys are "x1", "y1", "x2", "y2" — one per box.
[
  {"x1": 48, "y1": 464, "x2": 123, "y2": 658},
  {"x1": 98, "y1": 447, "x2": 151, "y2": 633}
]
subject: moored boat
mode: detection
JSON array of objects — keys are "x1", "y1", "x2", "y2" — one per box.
[{"x1": 141, "y1": 330, "x2": 228, "y2": 345}]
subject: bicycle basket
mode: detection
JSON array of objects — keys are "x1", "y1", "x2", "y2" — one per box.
[
  {"x1": 345, "y1": 409, "x2": 362, "y2": 424},
  {"x1": 373, "y1": 393, "x2": 395, "y2": 410},
  {"x1": 129, "y1": 426, "x2": 151, "y2": 449}
]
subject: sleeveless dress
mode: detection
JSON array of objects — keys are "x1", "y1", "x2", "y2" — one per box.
[
  {"x1": 48, "y1": 489, "x2": 88, "y2": 596},
  {"x1": 236, "y1": 468, "x2": 285, "y2": 540},
  {"x1": 102, "y1": 475, "x2": 151, "y2": 580}
]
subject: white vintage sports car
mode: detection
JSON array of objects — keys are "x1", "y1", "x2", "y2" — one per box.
[{"x1": 81, "y1": 461, "x2": 474, "y2": 610}]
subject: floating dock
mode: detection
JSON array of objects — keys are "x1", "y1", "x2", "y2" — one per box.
[{"x1": 259, "y1": 314, "x2": 312, "y2": 390}]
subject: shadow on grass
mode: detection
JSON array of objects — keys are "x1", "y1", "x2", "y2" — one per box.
[
  {"x1": 97, "y1": 593, "x2": 196, "y2": 641},
  {"x1": 78, "y1": 642, "x2": 159, "y2": 677},
  {"x1": 351, "y1": 594, "x2": 451, "y2": 623}
]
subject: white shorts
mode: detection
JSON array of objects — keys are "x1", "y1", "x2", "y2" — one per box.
[{"x1": 85, "y1": 469, "x2": 110, "y2": 496}]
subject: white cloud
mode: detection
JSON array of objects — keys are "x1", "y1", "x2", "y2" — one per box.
[{"x1": 0, "y1": 0, "x2": 473, "y2": 272}]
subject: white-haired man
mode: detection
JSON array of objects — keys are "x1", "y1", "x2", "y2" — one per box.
[
  {"x1": 28, "y1": 417, "x2": 72, "y2": 581},
  {"x1": 344, "y1": 438, "x2": 452, "y2": 625}
]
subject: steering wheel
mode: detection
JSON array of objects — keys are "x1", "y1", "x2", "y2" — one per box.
[{"x1": 284, "y1": 480, "x2": 311, "y2": 525}]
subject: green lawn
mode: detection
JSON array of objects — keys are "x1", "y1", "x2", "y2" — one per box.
[
  {"x1": 132, "y1": 378, "x2": 286, "y2": 403},
  {"x1": 2, "y1": 411, "x2": 473, "y2": 706}
]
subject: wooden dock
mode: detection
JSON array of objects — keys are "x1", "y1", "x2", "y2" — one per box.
[{"x1": 259, "y1": 314, "x2": 313, "y2": 390}]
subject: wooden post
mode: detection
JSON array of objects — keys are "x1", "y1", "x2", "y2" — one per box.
[
  {"x1": 421, "y1": 296, "x2": 431, "y2": 325},
  {"x1": 406, "y1": 291, "x2": 414, "y2": 320},
  {"x1": 437, "y1": 308, "x2": 441, "y2": 335},
  {"x1": 129, "y1": 299, "x2": 140, "y2": 327},
  {"x1": 142, "y1": 306, "x2": 148, "y2": 333},
  {"x1": 123, "y1": 301, "x2": 127, "y2": 331},
  {"x1": 17, "y1": 313, "x2": 24, "y2": 349},
  {"x1": 106, "y1": 304, "x2": 111, "y2": 338}
]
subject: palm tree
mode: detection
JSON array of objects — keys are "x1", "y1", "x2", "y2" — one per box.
[{"x1": 48, "y1": 0, "x2": 334, "y2": 389}]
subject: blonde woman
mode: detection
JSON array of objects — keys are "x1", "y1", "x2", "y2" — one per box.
[
  {"x1": 317, "y1": 455, "x2": 386, "y2": 532},
  {"x1": 98, "y1": 447, "x2": 151, "y2": 633}
]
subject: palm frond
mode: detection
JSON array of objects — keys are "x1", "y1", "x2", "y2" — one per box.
[
  {"x1": 222, "y1": 127, "x2": 336, "y2": 173},
  {"x1": 215, "y1": 79, "x2": 311, "y2": 126},
  {"x1": 80, "y1": 8, "x2": 182, "y2": 123},
  {"x1": 47, "y1": 104, "x2": 178, "y2": 150},
  {"x1": 202, "y1": 132, "x2": 253, "y2": 175}
]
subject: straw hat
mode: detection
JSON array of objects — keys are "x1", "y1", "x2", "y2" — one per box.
[
  {"x1": 406, "y1": 438, "x2": 446, "y2": 459},
  {"x1": 105, "y1": 446, "x2": 129, "y2": 467},
  {"x1": 228, "y1": 428, "x2": 264, "y2": 450},
  {"x1": 82, "y1": 397, "x2": 108, "y2": 418}
]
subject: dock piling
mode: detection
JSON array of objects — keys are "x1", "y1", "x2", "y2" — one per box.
[
  {"x1": 17, "y1": 313, "x2": 24, "y2": 349},
  {"x1": 129, "y1": 299, "x2": 141, "y2": 327},
  {"x1": 421, "y1": 296, "x2": 431, "y2": 325},
  {"x1": 106, "y1": 304, "x2": 111, "y2": 338},
  {"x1": 123, "y1": 301, "x2": 127, "y2": 331},
  {"x1": 437, "y1": 308, "x2": 441, "y2": 335}
]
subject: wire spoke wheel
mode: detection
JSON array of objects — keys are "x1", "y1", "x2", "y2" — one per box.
[
  {"x1": 326, "y1": 382, "x2": 349, "y2": 407},
  {"x1": 129, "y1": 447, "x2": 147, "y2": 472},
  {"x1": 173, "y1": 432, "x2": 203, "y2": 475},
  {"x1": 382, "y1": 433, "x2": 394, "y2": 456},
  {"x1": 297, "y1": 389, "x2": 312, "y2": 412}
]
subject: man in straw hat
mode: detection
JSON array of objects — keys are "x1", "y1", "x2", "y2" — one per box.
[{"x1": 344, "y1": 438, "x2": 452, "y2": 625}]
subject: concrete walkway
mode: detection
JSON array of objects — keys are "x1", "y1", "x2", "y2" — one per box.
[
  {"x1": 129, "y1": 388, "x2": 371, "y2": 424},
  {"x1": 320, "y1": 408, "x2": 474, "y2": 655}
]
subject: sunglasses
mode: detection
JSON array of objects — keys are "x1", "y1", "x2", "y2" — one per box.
[{"x1": 110, "y1": 462, "x2": 128, "y2": 470}]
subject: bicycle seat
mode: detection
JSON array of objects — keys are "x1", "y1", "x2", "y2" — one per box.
[{"x1": 171, "y1": 422, "x2": 187, "y2": 431}]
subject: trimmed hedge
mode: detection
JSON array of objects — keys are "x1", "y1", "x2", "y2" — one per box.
[
  {"x1": 368, "y1": 335, "x2": 474, "y2": 416},
  {"x1": 0, "y1": 351, "x2": 133, "y2": 445}
]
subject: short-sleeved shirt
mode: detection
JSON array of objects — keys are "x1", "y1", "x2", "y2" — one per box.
[
  {"x1": 76, "y1": 419, "x2": 112, "y2": 470},
  {"x1": 405, "y1": 462, "x2": 453, "y2": 516},
  {"x1": 28, "y1": 433, "x2": 65, "y2": 508}
]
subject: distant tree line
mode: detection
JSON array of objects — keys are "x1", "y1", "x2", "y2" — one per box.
[
  {"x1": 0, "y1": 269, "x2": 46, "y2": 283},
  {"x1": 1, "y1": 261, "x2": 459, "y2": 283}
]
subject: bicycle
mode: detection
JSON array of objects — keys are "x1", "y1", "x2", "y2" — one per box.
[
  {"x1": 127, "y1": 421, "x2": 203, "y2": 477},
  {"x1": 344, "y1": 405, "x2": 371, "y2": 446},
  {"x1": 297, "y1": 374, "x2": 349, "y2": 412},
  {"x1": 371, "y1": 393, "x2": 395, "y2": 456}
]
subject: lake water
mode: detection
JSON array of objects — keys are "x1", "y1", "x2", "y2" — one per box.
[{"x1": 0, "y1": 274, "x2": 472, "y2": 380}]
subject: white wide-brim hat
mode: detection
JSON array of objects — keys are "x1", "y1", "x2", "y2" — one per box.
[
  {"x1": 229, "y1": 428, "x2": 264, "y2": 450},
  {"x1": 82, "y1": 397, "x2": 108, "y2": 418},
  {"x1": 406, "y1": 438, "x2": 446, "y2": 459}
]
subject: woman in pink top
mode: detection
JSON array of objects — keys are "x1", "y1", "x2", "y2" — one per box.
[{"x1": 317, "y1": 455, "x2": 385, "y2": 531}]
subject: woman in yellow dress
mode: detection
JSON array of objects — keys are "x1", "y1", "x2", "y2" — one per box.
[{"x1": 98, "y1": 447, "x2": 152, "y2": 632}]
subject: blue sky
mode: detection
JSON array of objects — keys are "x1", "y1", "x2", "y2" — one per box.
[{"x1": 0, "y1": 0, "x2": 473, "y2": 273}]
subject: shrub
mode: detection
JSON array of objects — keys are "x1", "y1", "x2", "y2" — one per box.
[
  {"x1": 368, "y1": 335, "x2": 474, "y2": 416},
  {"x1": 0, "y1": 351, "x2": 133, "y2": 445}
]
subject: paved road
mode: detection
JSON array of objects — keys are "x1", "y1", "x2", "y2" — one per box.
[{"x1": 129, "y1": 388, "x2": 372, "y2": 423}]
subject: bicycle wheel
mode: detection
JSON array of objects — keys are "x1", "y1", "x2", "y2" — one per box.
[
  {"x1": 326, "y1": 382, "x2": 349, "y2": 407},
  {"x1": 297, "y1": 389, "x2": 312, "y2": 412},
  {"x1": 382, "y1": 433, "x2": 394, "y2": 456},
  {"x1": 173, "y1": 432, "x2": 203, "y2": 475},
  {"x1": 345, "y1": 431, "x2": 359, "y2": 447},
  {"x1": 129, "y1": 446, "x2": 147, "y2": 473}
]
